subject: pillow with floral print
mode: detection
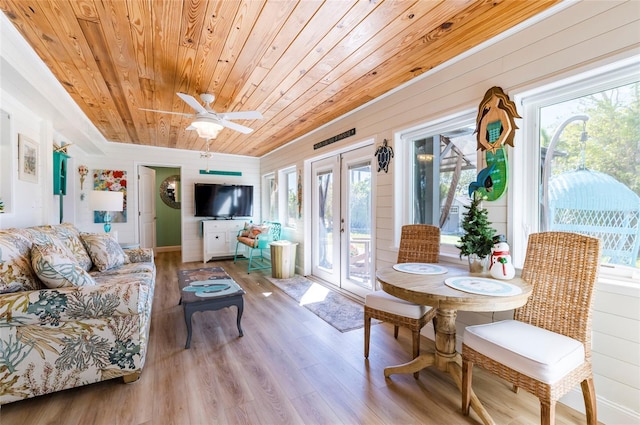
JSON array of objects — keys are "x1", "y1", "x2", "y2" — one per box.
[
  {"x1": 238, "y1": 221, "x2": 254, "y2": 237},
  {"x1": 31, "y1": 242, "x2": 96, "y2": 288},
  {"x1": 80, "y1": 233, "x2": 129, "y2": 271},
  {"x1": 0, "y1": 231, "x2": 41, "y2": 293},
  {"x1": 249, "y1": 224, "x2": 270, "y2": 239},
  {"x1": 21, "y1": 223, "x2": 93, "y2": 271}
]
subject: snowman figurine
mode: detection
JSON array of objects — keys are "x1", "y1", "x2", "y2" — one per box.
[{"x1": 489, "y1": 234, "x2": 515, "y2": 280}]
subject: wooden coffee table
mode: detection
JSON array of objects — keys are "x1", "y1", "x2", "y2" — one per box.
[{"x1": 178, "y1": 268, "x2": 246, "y2": 349}]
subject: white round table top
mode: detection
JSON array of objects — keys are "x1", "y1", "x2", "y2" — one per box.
[{"x1": 376, "y1": 263, "x2": 532, "y2": 312}]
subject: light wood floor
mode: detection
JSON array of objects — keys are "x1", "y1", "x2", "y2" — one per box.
[{"x1": 2, "y1": 252, "x2": 592, "y2": 425}]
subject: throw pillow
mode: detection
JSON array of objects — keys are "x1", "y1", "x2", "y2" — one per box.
[
  {"x1": 21, "y1": 224, "x2": 93, "y2": 271},
  {"x1": 240, "y1": 221, "x2": 253, "y2": 237},
  {"x1": 0, "y1": 231, "x2": 41, "y2": 293},
  {"x1": 249, "y1": 224, "x2": 270, "y2": 239},
  {"x1": 31, "y1": 242, "x2": 97, "y2": 288},
  {"x1": 56, "y1": 223, "x2": 94, "y2": 271},
  {"x1": 80, "y1": 233, "x2": 129, "y2": 272}
]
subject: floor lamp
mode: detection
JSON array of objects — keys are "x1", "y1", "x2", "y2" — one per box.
[{"x1": 90, "y1": 190, "x2": 124, "y2": 233}]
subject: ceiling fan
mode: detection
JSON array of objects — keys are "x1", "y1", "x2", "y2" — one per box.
[{"x1": 141, "y1": 93, "x2": 263, "y2": 139}]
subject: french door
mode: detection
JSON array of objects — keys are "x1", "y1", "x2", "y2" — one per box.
[{"x1": 311, "y1": 145, "x2": 374, "y2": 298}]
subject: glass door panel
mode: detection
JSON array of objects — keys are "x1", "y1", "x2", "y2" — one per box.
[
  {"x1": 311, "y1": 145, "x2": 374, "y2": 298},
  {"x1": 312, "y1": 157, "x2": 340, "y2": 284},
  {"x1": 344, "y1": 160, "x2": 372, "y2": 290}
]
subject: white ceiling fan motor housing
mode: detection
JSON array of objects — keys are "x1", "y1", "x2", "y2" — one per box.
[{"x1": 200, "y1": 93, "x2": 215, "y2": 105}]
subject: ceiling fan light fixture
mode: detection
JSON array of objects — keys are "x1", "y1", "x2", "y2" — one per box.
[{"x1": 191, "y1": 116, "x2": 224, "y2": 139}]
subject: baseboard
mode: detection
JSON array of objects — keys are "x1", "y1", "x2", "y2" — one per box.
[
  {"x1": 560, "y1": 388, "x2": 640, "y2": 425},
  {"x1": 154, "y1": 245, "x2": 181, "y2": 253}
]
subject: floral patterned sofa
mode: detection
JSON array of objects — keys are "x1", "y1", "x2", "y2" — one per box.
[{"x1": 0, "y1": 223, "x2": 155, "y2": 404}]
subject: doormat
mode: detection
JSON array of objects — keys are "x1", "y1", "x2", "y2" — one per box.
[{"x1": 266, "y1": 275, "x2": 374, "y2": 333}]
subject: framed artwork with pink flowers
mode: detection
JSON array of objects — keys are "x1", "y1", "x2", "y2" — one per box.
[{"x1": 93, "y1": 169, "x2": 127, "y2": 223}]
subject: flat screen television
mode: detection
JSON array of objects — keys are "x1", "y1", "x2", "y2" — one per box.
[{"x1": 194, "y1": 183, "x2": 254, "y2": 219}]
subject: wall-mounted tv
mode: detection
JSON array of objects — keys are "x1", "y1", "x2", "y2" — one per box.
[{"x1": 194, "y1": 183, "x2": 254, "y2": 219}]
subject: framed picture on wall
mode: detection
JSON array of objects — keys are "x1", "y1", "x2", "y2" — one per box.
[
  {"x1": 18, "y1": 134, "x2": 38, "y2": 183},
  {"x1": 93, "y1": 169, "x2": 127, "y2": 223}
]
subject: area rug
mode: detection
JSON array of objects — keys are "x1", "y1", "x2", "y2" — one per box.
[{"x1": 266, "y1": 275, "x2": 371, "y2": 333}]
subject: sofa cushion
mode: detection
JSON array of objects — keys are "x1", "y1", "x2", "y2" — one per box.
[
  {"x1": 20, "y1": 223, "x2": 93, "y2": 272},
  {"x1": 237, "y1": 235, "x2": 257, "y2": 248},
  {"x1": 31, "y1": 242, "x2": 97, "y2": 288},
  {"x1": 92, "y1": 270, "x2": 155, "y2": 289},
  {"x1": 0, "y1": 231, "x2": 41, "y2": 293},
  {"x1": 464, "y1": 320, "x2": 585, "y2": 384},
  {"x1": 91, "y1": 261, "x2": 155, "y2": 277},
  {"x1": 365, "y1": 290, "x2": 430, "y2": 319},
  {"x1": 124, "y1": 247, "x2": 154, "y2": 263},
  {"x1": 80, "y1": 233, "x2": 129, "y2": 272}
]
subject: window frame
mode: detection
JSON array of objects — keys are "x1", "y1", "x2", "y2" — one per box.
[
  {"x1": 262, "y1": 172, "x2": 277, "y2": 222},
  {"x1": 279, "y1": 166, "x2": 297, "y2": 229},
  {"x1": 395, "y1": 110, "x2": 477, "y2": 255},
  {"x1": 512, "y1": 60, "x2": 640, "y2": 271}
]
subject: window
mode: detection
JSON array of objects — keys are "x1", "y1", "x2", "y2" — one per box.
[
  {"x1": 279, "y1": 167, "x2": 297, "y2": 228},
  {"x1": 262, "y1": 173, "x2": 277, "y2": 221},
  {"x1": 399, "y1": 114, "x2": 478, "y2": 246},
  {"x1": 0, "y1": 110, "x2": 11, "y2": 214},
  {"x1": 517, "y1": 63, "x2": 640, "y2": 270}
]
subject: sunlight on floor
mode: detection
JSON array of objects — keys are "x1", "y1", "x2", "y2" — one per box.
[
  {"x1": 299, "y1": 282, "x2": 329, "y2": 305},
  {"x1": 262, "y1": 292, "x2": 273, "y2": 297}
]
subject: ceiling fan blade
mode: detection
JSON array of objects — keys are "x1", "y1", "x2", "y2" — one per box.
[
  {"x1": 220, "y1": 119, "x2": 253, "y2": 134},
  {"x1": 220, "y1": 110, "x2": 263, "y2": 120},
  {"x1": 177, "y1": 92, "x2": 208, "y2": 114},
  {"x1": 140, "y1": 108, "x2": 193, "y2": 117}
]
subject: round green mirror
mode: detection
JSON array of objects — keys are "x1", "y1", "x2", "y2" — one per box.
[{"x1": 160, "y1": 175, "x2": 181, "y2": 209}]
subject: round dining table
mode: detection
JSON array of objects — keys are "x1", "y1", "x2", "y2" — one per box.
[{"x1": 376, "y1": 263, "x2": 533, "y2": 425}]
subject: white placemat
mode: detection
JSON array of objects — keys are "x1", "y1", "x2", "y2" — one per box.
[
  {"x1": 392, "y1": 263, "x2": 448, "y2": 275},
  {"x1": 444, "y1": 277, "x2": 522, "y2": 296}
]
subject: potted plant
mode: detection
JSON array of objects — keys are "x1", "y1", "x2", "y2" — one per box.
[{"x1": 457, "y1": 191, "x2": 496, "y2": 273}]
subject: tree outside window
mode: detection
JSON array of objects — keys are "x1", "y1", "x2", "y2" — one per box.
[{"x1": 538, "y1": 80, "x2": 639, "y2": 268}]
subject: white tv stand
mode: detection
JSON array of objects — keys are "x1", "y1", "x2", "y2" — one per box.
[{"x1": 201, "y1": 219, "x2": 246, "y2": 262}]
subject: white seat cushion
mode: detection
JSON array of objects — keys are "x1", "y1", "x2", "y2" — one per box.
[
  {"x1": 464, "y1": 320, "x2": 585, "y2": 384},
  {"x1": 365, "y1": 290, "x2": 429, "y2": 319}
]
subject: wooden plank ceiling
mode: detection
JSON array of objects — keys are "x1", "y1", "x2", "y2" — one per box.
[{"x1": 0, "y1": 0, "x2": 560, "y2": 157}]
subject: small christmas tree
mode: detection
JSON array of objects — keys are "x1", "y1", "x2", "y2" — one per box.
[{"x1": 457, "y1": 191, "x2": 495, "y2": 268}]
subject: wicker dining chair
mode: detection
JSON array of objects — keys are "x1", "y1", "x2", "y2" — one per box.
[
  {"x1": 461, "y1": 231, "x2": 601, "y2": 425},
  {"x1": 364, "y1": 224, "x2": 440, "y2": 378}
]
